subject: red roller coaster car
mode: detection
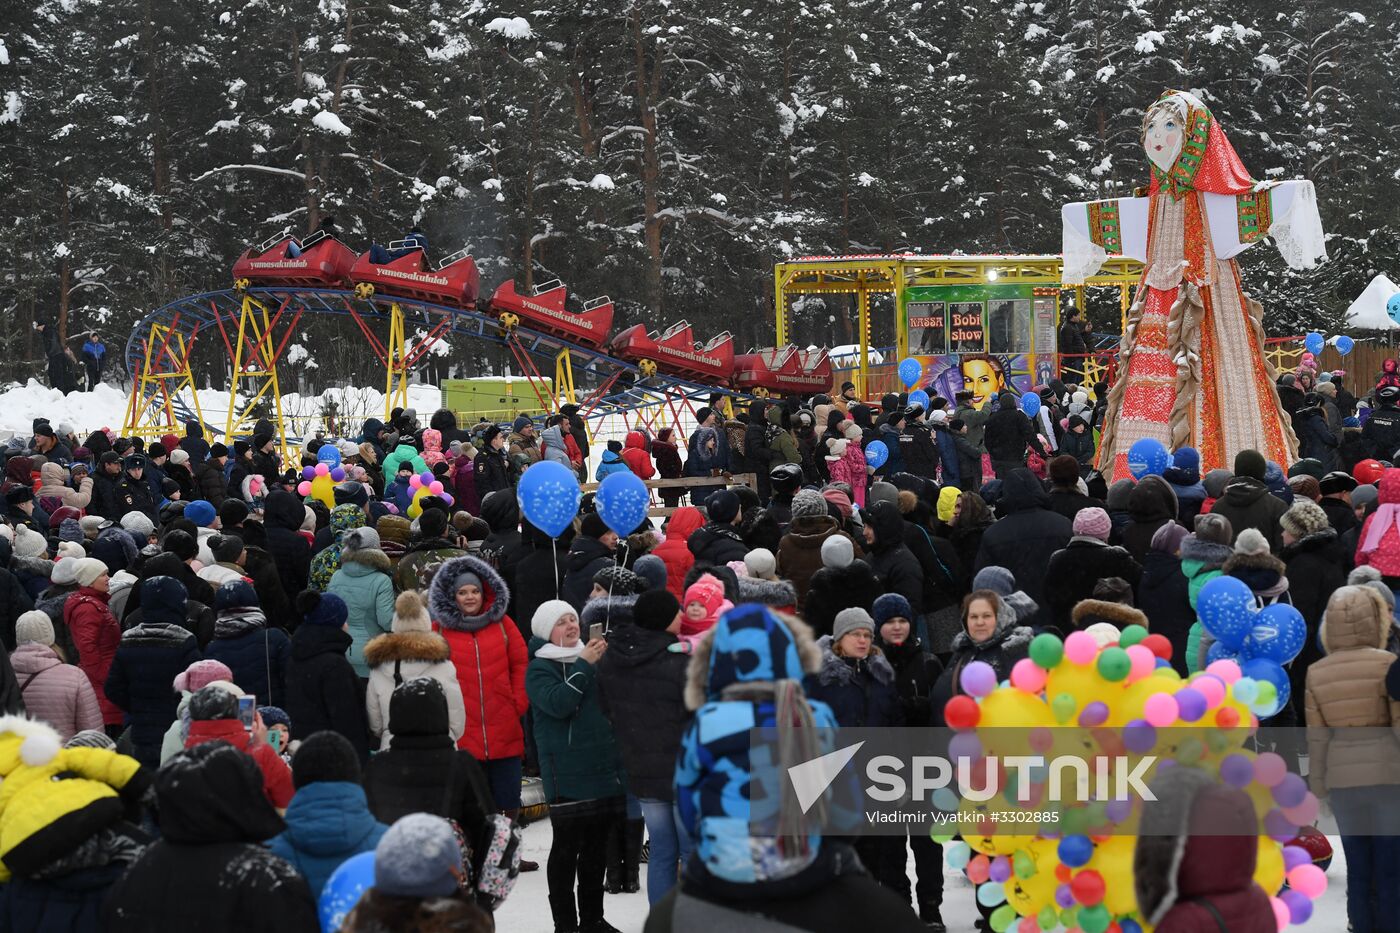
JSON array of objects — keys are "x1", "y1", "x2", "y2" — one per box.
[
  {"x1": 611, "y1": 320, "x2": 735, "y2": 384},
  {"x1": 732, "y1": 347, "x2": 833, "y2": 395},
  {"x1": 232, "y1": 229, "x2": 358, "y2": 289},
  {"x1": 487, "y1": 279, "x2": 614, "y2": 349},
  {"x1": 349, "y1": 242, "x2": 480, "y2": 308}
]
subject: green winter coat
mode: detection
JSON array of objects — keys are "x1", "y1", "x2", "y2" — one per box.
[
  {"x1": 525, "y1": 639, "x2": 627, "y2": 804},
  {"x1": 381, "y1": 443, "x2": 428, "y2": 485},
  {"x1": 328, "y1": 548, "x2": 397, "y2": 677},
  {"x1": 764, "y1": 406, "x2": 802, "y2": 465}
]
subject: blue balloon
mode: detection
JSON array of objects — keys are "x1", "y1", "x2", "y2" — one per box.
[
  {"x1": 1197, "y1": 575, "x2": 1256, "y2": 651},
  {"x1": 908, "y1": 389, "x2": 930, "y2": 411},
  {"x1": 1057, "y1": 834, "x2": 1094, "y2": 868},
  {"x1": 1240, "y1": 658, "x2": 1291, "y2": 718},
  {"x1": 596, "y1": 470, "x2": 650, "y2": 537},
  {"x1": 1304, "y1": 331, "x2": 1325, "y2": 355},
  {"x1": 316, "y1": 443, "x2": 342, "y2": 468},
  {"x1": 898, "y1": 357, "x2": 924, "y2": 389},
  {"x1": 865, "y1": 440, "x2": 889, "y2": 470},
  {"x1": 1019, "y1": 392, "x2": 1041, "y2": 418},
  {"x1": 1388, "y1": 293, "x2": 1400, "y2": 326},
  {"x1": 1336, "y1": 335, "x2": 1355, "y2": 356},
  {"x1": 319, "y1": 850, "x2": 374, "y2": 932},
  {"x1": 1127, "y1": 438, "x2": 1169, "y2": 478},
  {"x1": 1242, "y1": 602, "x2": 1307, "y2": 664},
  {"x1": 517, "y1": 461, "x2": 581, "y2": 538},
  {"x1": 1206, "y1": 640, "x2": 1241, "y2": 665}
]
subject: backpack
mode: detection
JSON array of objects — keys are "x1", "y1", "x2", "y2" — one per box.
[{"x1": 438, "y1": 754, "x2": 521, "y2": 909}]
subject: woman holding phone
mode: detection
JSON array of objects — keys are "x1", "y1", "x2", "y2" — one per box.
[{"x1": 525, "y1": 600, "x2": 626, "y2": 933}]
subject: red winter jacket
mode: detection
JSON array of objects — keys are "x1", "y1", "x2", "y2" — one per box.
[
  {"x1": 1355, "y1": 469, "x2": 1400, "y2": 576},
  {"x1": 186, "y1": 717, "x2": 295, "y2": 809},
  {"x1": 621, "y1": 431, "x2": 655, "y2": 480},
  {"x1": 428, "y1": 555, "x2": 529, "y2": 760},
  {"x1": 64, "y1": 586, "x2": 123, "y2": 726},
  {"x1": 651, "y1": 507, "x2": 705, "y2": 601}
]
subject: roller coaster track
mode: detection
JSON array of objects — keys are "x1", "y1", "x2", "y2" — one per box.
[{"x1": 126, "y1": 287, "x2": 752, "y2": 435}]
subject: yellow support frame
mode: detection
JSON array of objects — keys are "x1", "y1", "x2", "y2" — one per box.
[
  {"x1": 224, "y1": 294, "x2": 290, "y2": 462},
  {"x1": 122, "y1": 322, "x2": 206, "y2": 439},
  {"x1": 384, "y1": 302, "x2": 411, "y2": 421},
  {"x1": 555, "y1": 348, "x2": 577, "y2": 407},
  {"x1": 773, "y1": 254, "x2": 1144, "y2": 364}
]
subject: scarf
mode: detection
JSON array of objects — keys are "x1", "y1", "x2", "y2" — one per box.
[
  {"x1": 1361, "y1": 503, "x2": 1400, "y2": 557},
  {"x1": 536, "y1": 642, "x2": 585, "y2": 661}
]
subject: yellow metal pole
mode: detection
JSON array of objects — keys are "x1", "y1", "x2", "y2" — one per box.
[
  {"x1": 258, "y1": 299, "x2": 290, "y2": 463},
  {"x1": 891, "y1": 260, "x2": 908, "y2": 361},
  {"x1": 774, "y1": 265, "x2": 788, "y2": 346},
  {"x1": 555, "y1": 348, "x2": 576, "y2": 407},
  {"x1": 226, "y1": 295, "x2": 253, "y2": 439},
  {"x1": 384, "y1": 303, "x2": 406, "y2": 422},
  {"x1": 180, "y1": 331, "x2": 207, "y2": 435},
  {"x1": 857, "y1": 284, "x2": 870, "y2": 399}
]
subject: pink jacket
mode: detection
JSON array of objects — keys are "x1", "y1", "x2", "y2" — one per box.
[
  {"x1": 828, "y1": 443, "x2": 869, "y2": 508},
  {"x1": 421, "y1": 428, "x2": 446, "y2": 468},
  {"x1": 10, "y1": 643, "x2": 104, "y2": 742}
]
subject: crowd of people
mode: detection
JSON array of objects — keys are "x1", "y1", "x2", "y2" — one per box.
[{"x1": 2, "y1": 357, "x2": 1400, "y2": 933}]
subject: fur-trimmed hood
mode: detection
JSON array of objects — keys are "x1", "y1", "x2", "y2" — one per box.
[
  {"x1": 426, "y1": 554, "x2": 510, "y2": 632},
  {"x1": 1222, "y1": 547, "x2": 1286, "y2": 577},
  {"x1": 736, "y1": 575, "x2": 797, "y2": 607},
  {"x1": 1070, "y1": 599, "x2": 1150, "y2": 632},
  {"x1": 362, "y1": 630, "x2": 451, "y2": 667},
  {"x1": 684, "y1": 605, "x2": 822, "y2": 711},
  {"x1": 814, "y1": 634, "x2": 894, "y2": 687},
  {"x1": 10, "y1": 554, "x2": 53, "y2": 578},
  {"x1": 581, "y1": 595, "x2": 637, "y2": 629},
  {"x1": 1320, "y1": 584, "x2": 1393, "y2": 654},
  {"x1": 949, "y1": 595, "x2": 1031, "y2": 655},
  {"x1": 340, "y1": 547, "x2": 391, "y2": 574}
]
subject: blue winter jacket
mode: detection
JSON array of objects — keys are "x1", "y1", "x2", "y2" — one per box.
[
  {"x1": 387, "y1": 475, "x2": 414, "y2": 514},
  {"x1": 268, "y1": 781, "x2": 388, "y2": 897},
  {"x1": 932, "y1": 424, "x2": 960, "y2": 487},
  {"x1": 203, "y1": 611, "x2": 291, "y2": 706},
  {"x1": 594, "y1": 450, "x2": 630, "y2": 482}
]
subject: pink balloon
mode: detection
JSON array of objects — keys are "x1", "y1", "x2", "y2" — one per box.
[
  {"x1": 429, "y1": 481, "x2": 444, "y2": 494},
  {"x1": 330, "y1": 467, "x2": 346, "y2": 482},
  {"x1": 1064, "y1": 631, "x2": 1098, "y2": 666},
  {"x1": 1143, "y1": 693, "x2": 1179, "y2": 728},
  {"x1": 1125, "y1": 644, "x2": 1156, "y2": 682},
  {"x1": 314, "y1": 463, "x2": 329, "y2": 477},
  {"x1": 1192, "y1": 674, "x2": 1227, "y2": 709},
  {"x1": 1254, "y1": 752, "x2": 1288, "y2": 788},
  {"x1": 302, "y1": 466, "x2": 316, "y2": 480},
  {"x1": 1018, "y1": 917, "x2": 1040, "y2": 933},
  {"x1": 409, "y1": 475, "x2": 422, "y2": 489},
  {"x1": 1285, "y1": 864, "x2": 1327, "y2": 899},
  {"x1": 1281, "y1": 794, "x2": 1320, "y2": 827},
  {"x1": 1206, "y1": 659, "x2": 1243, "y2": 684},
  {"x1": 1010, "y1": 658, "x2": 1047, "y2": 694},
  {"x1": 297, "y1": 481, "x2": 312, "y2": 496},
  {"x1": 1270, "y1": 896, "x2": 1289, "y2": 932}
]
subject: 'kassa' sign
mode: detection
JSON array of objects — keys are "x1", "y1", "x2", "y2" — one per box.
[{"x1": 949, "y1": 307, "x2": 983, "y2": 345}]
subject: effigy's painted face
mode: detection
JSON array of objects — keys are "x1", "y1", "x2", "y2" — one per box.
[{"x1": 1143, "y1": 106, "x2": 1184, "y2": 173}]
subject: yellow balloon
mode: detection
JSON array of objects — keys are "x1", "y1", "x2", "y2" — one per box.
[
  {"x1": 1114, "y1": 673, "x2": 1180, "y2": 725},
  {"x1": 960, "y1": 798, "x2": 1030, "y2": 855},
  {"x1": 1088, "y1": 834, "x2": 1139, "y2": 916},
  {"x1": 407, "y1": 486, "x2": 431, "y2": 520},
  {"x1": 1045, "y1": 662, "x2": 1109, "y2": 720},
  {"x1": 309, "y1": 474, "x2": 337, "y2": 510},
  {"x1": 1006, "y1": 841, "x2": 1059, "y2": 917},
  {"x1": 1254, "y1": 837, "x2": 1285, "y2": 895}
]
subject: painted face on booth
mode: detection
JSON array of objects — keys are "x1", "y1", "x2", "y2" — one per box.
[
  {"x1": 550, "y1": 612, "x2": 580, "y2": 647},
  {"x1": 455, "y1": 583, "x2": 483, "y2": 616},
  {"x1": 962, "y1": 359, "x2": 1004, "y2": 410},
  {"x1": 1144, "y1": 106, "x2": 1185, "y2": 174}
]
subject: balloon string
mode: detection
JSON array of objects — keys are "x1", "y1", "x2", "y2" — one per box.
[
  {"x1": 604, "y1": 541, "x2": 631, "y2": 635},
  {"x1": 552, "y1": 538, "x2": 560, "y2": 599}
]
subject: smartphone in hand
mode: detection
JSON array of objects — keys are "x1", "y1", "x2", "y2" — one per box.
[
  {"x1": 238, "y1": 695, "x2": 257, "y2": 732},
  {"x1": 589, "y1": 622, "x2": 605, "y2": 643}
]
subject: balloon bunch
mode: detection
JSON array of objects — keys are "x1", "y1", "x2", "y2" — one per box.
[
  {"x1": 939, "y1": 627, "x2": 1327, "y2": 933},
  {"x1": 1196, "y1": 576, "x2": 1305, "y2": 718},
  {"x1": 297, "y1": 444, "x2": 349, "y2": 509},
  {"x1": 406, "y1": 470, "x2": 455, "y2": 519},
  {"x1": 1304, "y1": 331, "x2": 1354, "y2": 356}
]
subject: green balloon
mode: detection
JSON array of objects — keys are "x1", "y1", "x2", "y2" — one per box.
[
  {"x1": 1119, "y1": 624, "x2": 1149, "y2": 648},
  {"x1": 1062, "y1": 806, "x2": 1087, "y2": 835},
  {"x1": 1013, "y1": 850, "x2": 1035, "y2": 879},
  {"x1": 990, "y1": 904, "x2": 1018, "y2": 933},
  {"x1": 931, "y1": 831, "x2": 955, "y2": 844},
  {"x1": 1038, "y1": 907, "x2": 1058, "y2": 931},
  {"x1": 1205, "y1": 728, "x2": 1231, "y2": 754},
  {"x1": 1030, "y1": 633, "x2": 1065, "y2": 669},
  {"x1": 1177, "y1": 736, "x2": 1204, "y2": 765},
  {"x1": 1079, "y1": 903, "x2": 1111, "y2": 933},
  {"x1": 1052, "y1": 692, "x2": 1077, "y2": 724},
  {"x1": 1097, "y1": 646, "x2": 1131, "y2": 682},
  {"x1": 1060, "y1": 906, "x2": 1079, "y2": 929}
]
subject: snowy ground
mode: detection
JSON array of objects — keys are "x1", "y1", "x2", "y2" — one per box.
[{"x1": 496, "y1": 818, "x2": 1351, "y2": 932}]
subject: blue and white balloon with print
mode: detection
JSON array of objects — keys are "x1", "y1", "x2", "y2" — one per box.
[
  {"x1": 596, "y1": 470, "x2": 651, "y2": 537},
  {"x1": 517, "y1": 461, "x2": 581, "y2": 538}
]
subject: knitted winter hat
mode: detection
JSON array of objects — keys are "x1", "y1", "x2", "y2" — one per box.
[
  {"x1": 183, "y1": 499, "x2": 216, "y2": 528},
  {"x1": 1287, "y1": 475, "x2": 1321, "y2": 502},
  {"x1": 867, "y1": 482, "x2": 899, "y2": 509},
  {"x1": 744, "y1": 548, "x2": 778, "y2": 581},
  {"x1": 822, "y1": 488, "x2": 853, "y2": 519},
  {"x1": 634, "y1": 589, "x2": 681, "y2": 633},
  {"x1": 1232, "y1": 527, "x2": 1270, "y2": 557},
  {"x1": 1233, "y1": 449, "x2": 1266, "y2": 480},
  {"x1": 683, "y1": 574, "x2": 727, "y2": 617},
  {"x1": 820, "y1": 534, "x2": 853, "y2": 569},
  {"x1": 1105, "y1": 479, "x2": 1135, "y2": 511},
  {"x1": 1353, "y1": 484, "x2": 1379, "y2": 511},
  {"x1": 1287, "y1": 458, "x2": 1326, "y2": 480},
  {"x1": 790, "y1": 488, "x2": 828, "y2": 521},
  {"x1": 972, "y1": 565, "x2": 1017, "y2": 597},
  {"x1": 872, "y1": 593, "x2": 913, "y2": 628},
  {"x1": 1202, "y1": 469, "x2": 1232, "y2": 499},
  {"x1": 832, "y1": 607, "x2": 875, "y2": 642},
  {"x1": 707, "y1": 489, "x2": 741, "y2": 524},
  {"x1": 258, "y1": 706, "x2": 290, "y2": 730},
  {"x1": 120, "y1": 511, "x2": 155, "y2": 538},
  {"x1": 632, "y1": 554, "x2": 668, "y2": 592},
  {"x1": 14, "y1": 611, "x2": 54, "y2": 647},
  {"x1": 12, "y1": 525, "x2": 45, "y2": 559},
  {"x1": 297, "y1": 590, "x2": 349, "y2": 628},
  {"x1": 64, "y1": 730, "x2": 116, "y2": 750},
  {"x1": 825, "y1": 438, "x2": 848, "y2": 461},
  {"x1": 390, "y1": 590, "x2": 432, "y2": 634},
  {"x1": 531, "y1": 599, "x2": 578, "y2": 642},
  {"x1": 215, "y1": 578, "x2": 260, "y2": 611},
  {"x1": 374, "y1": 813, "x2": 463, "y2": 899},
  {"x1": 1171, "y1": 447, "x2": 1201, "y2": 473},
  {"x1": 210, "y1": 533, "x2": 245, "y2": 564},
  {"x1": 291, "y1": 731, "x2": 360, "y2": 789},
  {"x1": 169, "y1": 448, "x2": 190, "y2": 466},
  {"x1": 1072, "y1": 507, "x2": 1112, "y2": 542},
  {"x1": 593, "y1": 565, "x2": 645, "y2": 596},
  {"x1": 1151, "y1": 521, "x2": 1190, "y2": 556},
  {"x1": 71, "y1": 558, "x2": 108, "y2": 588},
  {"x1": 1280, "y1": 499, "x2": 1331, "y2": 539},
  {"x1": 1192, "y1": 512, "x2": 1234, "y2": 546},
  {"x1": 173, "y1": 659, "x2": 235, "y2": 694},
  {"x1": 50, "y1": 557, "x2": 80, "y2": 586},
  {"x1": 189, "y1": 684, "x2": 240, "y2": 721},
  {"x1": 342, "y1": 526, "x2": 381, "y2": 553}
]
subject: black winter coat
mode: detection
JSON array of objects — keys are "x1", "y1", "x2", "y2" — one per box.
[
  {"x1": 1320, "y1": 496, "x2": 1358, "y2": 537},
  {"x1": 1138, "y1": 550, "x2": 1195, "y2": 676},
  {"x1": 899, "y1": 422, "x2": 939, "y2": 479},
  {"x1": 807, "y1": 637, "x2": 903, "y2": 728},
  {"x1": 974, "y1": 470, "x2": 1071, "y2": 614},
  {"x1": 1043, "y1": 538, "x2": 1142, "y2": 633},
  {"x1": 882, "y1": 638, "x2": 944, "y2": 728},
  {"x1": 1210, "y1": 478, "x2": 1288, "y2": 553},
  {"x1": 473, "y1": 447, "x2": 512, "y2": 500},
  {"x1": 513, "y1": 529, "x2": 571, "y2": 643},
  {"x1": 1280, "y1": 529, "x2": 1347, "y2": 677},
  {"x1": 865, "y1": 502, "x2": 925, "y2": 617},
  {"x1": 283, "y1": 624, "x2": 372, "y2": 761},
  {"x1": 0, "y1": 861, "x2": 131, "y2": 933},
  {"x1": 104, "y1": 622, "x2": 201, "y2": 762},
  {"x1": 203, "y1": 614, "x2": 291, "y2": 707},
  {"x1": 984, "y1": 408, "x2": 1043, "y2": 462},
  {"x1": 0, "y1": 565, "x2": 34, "y2": 651},
  {"x1": 802, "y1": 560, "x2": 883, "y2": 639},
  {"x1": 1120, "y1": 476, "x2": 1179, "y2": 564},
  {"x1": 595, "y1": 625, "x2": 691, "y2": 800},
  {"x1": 1045, "y1": 488, "x2": 1104, "y2": 523},
  {"x1": 193, "y1": 459, "x2": 228, "y2": 506},
  {"x1": 687, "y1": 523, "x2": 749, "y2": 567},
  {"x1": 561, "y1": 535, "x2": 617, "y2": 612},
  {"x1": 901, "y1": 518, "x2": 965, "y2": 614},
  {"x1": 930, "y1": 600, "x2": 1033, "y2": 726},
  {"x1": 262, "y1": 491, "x2": 311, "y2": 601}
]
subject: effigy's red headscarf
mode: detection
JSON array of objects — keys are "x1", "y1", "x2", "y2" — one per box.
[{"x1": 1144, "y1": 90, "x2": 1254, "y2": 199}]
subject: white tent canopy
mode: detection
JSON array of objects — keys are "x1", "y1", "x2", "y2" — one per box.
[{"x1": 1345, "y1": 273, "x2": 1400, "y2": 330}]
